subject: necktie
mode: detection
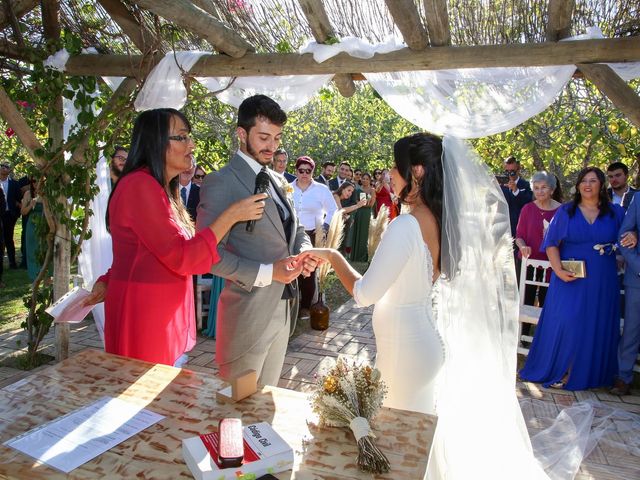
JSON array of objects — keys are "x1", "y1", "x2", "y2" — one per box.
[{"x1": 180, "y1": 186, "x2": 187, "y2": 205}]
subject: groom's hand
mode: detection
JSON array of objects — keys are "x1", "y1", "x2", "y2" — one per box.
[{"x1": 273, "y1": 256, "x2": 304, "y2": 284}]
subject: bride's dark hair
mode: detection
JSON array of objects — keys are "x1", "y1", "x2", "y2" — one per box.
[{"x1": 394, "y1": 132, "x2": 444, "y2": 272}]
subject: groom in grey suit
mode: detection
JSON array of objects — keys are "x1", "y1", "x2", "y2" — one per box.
[{"x1": 197, "y1": 95, "x2": 314, "y2": 386}]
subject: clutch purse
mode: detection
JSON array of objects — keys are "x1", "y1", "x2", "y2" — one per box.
[{"x1": 561, "y1": 259, "x2": 586, "y2": 278}]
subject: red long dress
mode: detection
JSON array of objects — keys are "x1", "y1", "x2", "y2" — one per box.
[
  {"x1": 98, "y1": 169, "x2": 220, "y2": 365},
  {"x1": 375, "y1": 184, "x2": 392, "y2": 216}
]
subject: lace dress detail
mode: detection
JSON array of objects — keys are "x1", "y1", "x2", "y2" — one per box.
[{"x1": 353, "y1": 214, "x2": 445, "y2": 414}]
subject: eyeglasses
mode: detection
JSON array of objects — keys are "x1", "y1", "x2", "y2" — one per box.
[
  {"x1": 297, "y1": 168, "x2": 312, "y2": 174},
  {"x1": 168, "y1": 134, "x2": 192, "y2": 143},
  {"x1": 112, "y1": 155, "x2": 127, "y2": 161},
  {"x1": 0, "y1": 164, "x2": 10, "y2": 169},
  {"x1": 193, "y1": 174, "x2": 205, "y2": 179}
]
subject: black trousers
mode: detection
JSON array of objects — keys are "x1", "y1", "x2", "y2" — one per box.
[
  {"x1": 1, "y1": 211, "x2": 17, "y2": 267},
  {"x1": 299, "y1": 230, "x2": 317, "y2": 309}
]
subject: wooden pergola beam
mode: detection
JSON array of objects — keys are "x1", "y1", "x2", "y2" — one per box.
[
  {"x1": 384, "y1": 0, "x2": 429, "y2": 50},
  {"x1": 62, "y1": 37, "x2": 640, "y2": 77},
  {"x1": 298, "y1": 0, "x2": 355, "y2": 97},
  {"x1": 547, "y1": 0, "x2": 575, "y2": 41},
  {"x1": 98, "y1": 0, "x2": 158, "y2": 54},
  {"x1": 423, "y1": 0, "x2": 451, "y2": 46},
  {"x1": 577, "y1": 63, "x2": 640, "y2": 128},
  {"x1": 0, "y1": 85, "x2": 45, "y2": 165},
  {"x1": 0, "y1": 0, "x2": 37, "y2": 31},
  {"x1": 130, "y1": 0, "x2": 252, "y2": 58}
]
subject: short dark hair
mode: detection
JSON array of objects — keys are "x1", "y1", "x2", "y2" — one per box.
[
  {"x1": 504, "y1": 155, "x2": 519, "y2": 165},
  {"x1": 322, "y1": 161, "x2": 335, "y2": 168},
  {"x1": 354, "y1": 169, "x2": 362, "y2": 174},
  {"x1": 112, "y1": 146, "x2": 127, "y2": 158},
  {"x1": 607, "y1": 161, "x2": 629, "y2": 176},
  {"x1": 274, "y1": 148, "x2": 288, "y2": 158},
  {"x1": 339, "y1": 161, "x2": 351, "y2": 169},
  {"x1": 237, "y1": 95, "x2": 287, "y2": 132}
]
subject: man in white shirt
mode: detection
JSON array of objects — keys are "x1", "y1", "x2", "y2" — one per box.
[
  {"x1": 179, "y1": 164, "x2": 200, "y2": 222},
  {"x1": 291, "y1": 156, "x2": 337, "y2": 317}
]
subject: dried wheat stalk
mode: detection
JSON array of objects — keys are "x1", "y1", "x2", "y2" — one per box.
[
  {"x1": 367, "y1": 205, "x2": 389, "y2": 261},
  {"x1": 315, "y1": 210, "x2": 345, "y2": 292}
]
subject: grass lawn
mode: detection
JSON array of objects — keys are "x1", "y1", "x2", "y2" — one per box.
[{"x1": 1, "y1": 222, "x2": 30, "y2": 332}]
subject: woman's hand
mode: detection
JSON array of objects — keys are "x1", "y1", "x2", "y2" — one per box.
[
  {"x1": 83, "y1": 281, "x2": 107, "y2": 306},
  {"x1": 227, "y1": 193, "x2": 267, "y2": 223},
  {"x1": 518, "y1": 244, "x2": 532, "y2": 259},
  {"x1": 297, "y1": 248, "x2": 335, "y2": 265},
  {"x1": 356, "y1": 198, "x2": 367, "y2": 209},
  {"x1": 555, "y1": 269, "x2": 578, "y2": 283}
]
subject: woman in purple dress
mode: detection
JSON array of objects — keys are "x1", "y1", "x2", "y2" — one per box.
[{"x1": 515, "y1": 171, "x2": 561, "y2": 306}]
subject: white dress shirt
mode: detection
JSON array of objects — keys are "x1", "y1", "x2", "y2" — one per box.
[
  {"x1": 236, "y1": 150, "x2": 291, "y2": 288},
  {"x1": 179, "y1": 181, "x2": 192, "y2": 205},
  {"x1": 292, "y1": 179, "x2": 337, "y2": 231}
]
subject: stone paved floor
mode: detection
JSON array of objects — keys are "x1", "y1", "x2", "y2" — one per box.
[{"x1": 1, "y1": 300, "x2": 639, "y2": 479}]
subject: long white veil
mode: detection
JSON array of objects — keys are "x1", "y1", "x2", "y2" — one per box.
[{"x1": 429, "y1": 136, "x2": 548, "y2": 479}]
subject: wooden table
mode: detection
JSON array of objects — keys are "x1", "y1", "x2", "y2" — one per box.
[{"x1": 0, "y1": 349, "x2": 436, "y2": 479}]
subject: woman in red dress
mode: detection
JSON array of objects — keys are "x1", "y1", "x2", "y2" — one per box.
[
  {"x1": 86, "y1": 109, "x2": 266, "y2": 366},
  {"x1": 374, "y1": 168, "x2": 393, "y2": 217}
]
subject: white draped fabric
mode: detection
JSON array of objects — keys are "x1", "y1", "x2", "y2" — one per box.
[
  {"x1": 76, "y1": 155, "x2": 111, "y2": 344},
  {"x1": 134, "y1": 50, "x2": 332, "y2": 112}
]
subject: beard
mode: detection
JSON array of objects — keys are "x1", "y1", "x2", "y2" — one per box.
[
  {"x1": 246, "y1": 137, "x2": 272, "y2": 166},
  {"x1": 111, "y1": 162, "x2": 123, "y2": 178}
]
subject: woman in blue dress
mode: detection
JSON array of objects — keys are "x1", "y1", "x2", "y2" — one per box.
[{"x1": 520, "y1": 167, "x2": 626, "y2": 390}]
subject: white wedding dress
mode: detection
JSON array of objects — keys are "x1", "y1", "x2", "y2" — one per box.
[{"x1": 353, "y1": 213, "x2": 444, "y2": 415}]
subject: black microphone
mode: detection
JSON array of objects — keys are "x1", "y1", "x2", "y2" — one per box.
[{"x1": 246, "y1": 168, "x2": 271, "y2": 232}]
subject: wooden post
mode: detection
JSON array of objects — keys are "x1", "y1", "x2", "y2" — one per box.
[{"x1": 42, "y1": 0, "x2": 71, "y2": 361}]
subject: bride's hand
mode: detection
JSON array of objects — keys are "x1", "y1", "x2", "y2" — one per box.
[{"x1": 297, "y1": 248, "x2": 335, "y2": 265}]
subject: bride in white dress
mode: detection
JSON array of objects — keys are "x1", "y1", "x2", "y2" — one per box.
[
  {"x1": 303, "y1": 133, "x2": 551, "y2": 479},
  {"x1": 306, "y1": 133, "x2": 446, "y2": 415}
]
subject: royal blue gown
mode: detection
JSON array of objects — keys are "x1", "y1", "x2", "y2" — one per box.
[{"x1": 519, "y1": 203, "x2": 624, "y2": 390}]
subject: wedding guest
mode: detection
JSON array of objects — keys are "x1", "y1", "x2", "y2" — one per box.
[
  {"x1": 20, "y1": 178, "x2": 46, "y2": 282},
  {"x1": 192, "y1": 165, "x2": 206, "y2": 186},
  {"x1": 109, "y1": 146, "x2": 127, "y2": 189},
  {"x1": 315, "y1": 161, "x2": 335, "y2": 185},
  {"x1": 520, "y1": 167, "x2": 634, "y2": 390},
  {"x1": 353, "y1": 168, "x2": 362, "y2": 186},
  {"x1": 0, "y1": 162, "x2": 22, "y2": 269},
  {"x1": 500, "y1": 155, "x2": 533, "y2": 238},
  {"x1": 0, "y1": 188, "x2": 5, "y2": 287},
  {"x1": 334, "y1": 181, "x2": 366, "y2": 254},
  {"x1": 514, "y1": 171, "x2": 561, "y2": 306},
  {"x1": 291, "y1": 155, "x2": 337, "y2": 318},
  {"x1": 85, "y1": 108, "x2": 266, "y2": 367},
  {"x1": 607, "y1": 161, "x2": 636, "y2": 210},
  {"x1": 272, "y1": 148, "x2": 296, "y2": 182},
  {"x1": 350, "y1": 172, "x2": 376, "y2": 262},
  {"x1": 374, "y1": 168, "x2": 392, "y2": 217},
  {"x1": 179, "y1": 164, "x2": 200, "y2": 222}
]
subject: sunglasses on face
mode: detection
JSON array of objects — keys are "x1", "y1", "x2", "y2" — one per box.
[
  {"x1": 193, "y1": 174, "x2": 205, "y2": 179},
  {"x1": 297, "y1": 168, "x2": 312, "y2": 174},
  {"x1": 113, "y1": 155, "x2": 127, "y2": 161}
]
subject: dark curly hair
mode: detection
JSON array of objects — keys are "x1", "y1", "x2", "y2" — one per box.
[
  {"x1": 237, "y1": 95, "x2": 287, "y2": 132},
  {"x1": 568, "y1": 166, "x2": 612, "y2": 218}
]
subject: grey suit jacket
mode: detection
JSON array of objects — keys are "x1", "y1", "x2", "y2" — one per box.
[{"x1": 196, "y1": 154, "x2": 311, "y2": 364}]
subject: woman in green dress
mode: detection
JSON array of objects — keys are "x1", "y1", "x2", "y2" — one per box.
[
  {"x1": 20, "y1": 179, "x2": 45, "y2": 282},
  {"x1": 350, "y1": 173, "x2": 376, "y2": 262}
]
